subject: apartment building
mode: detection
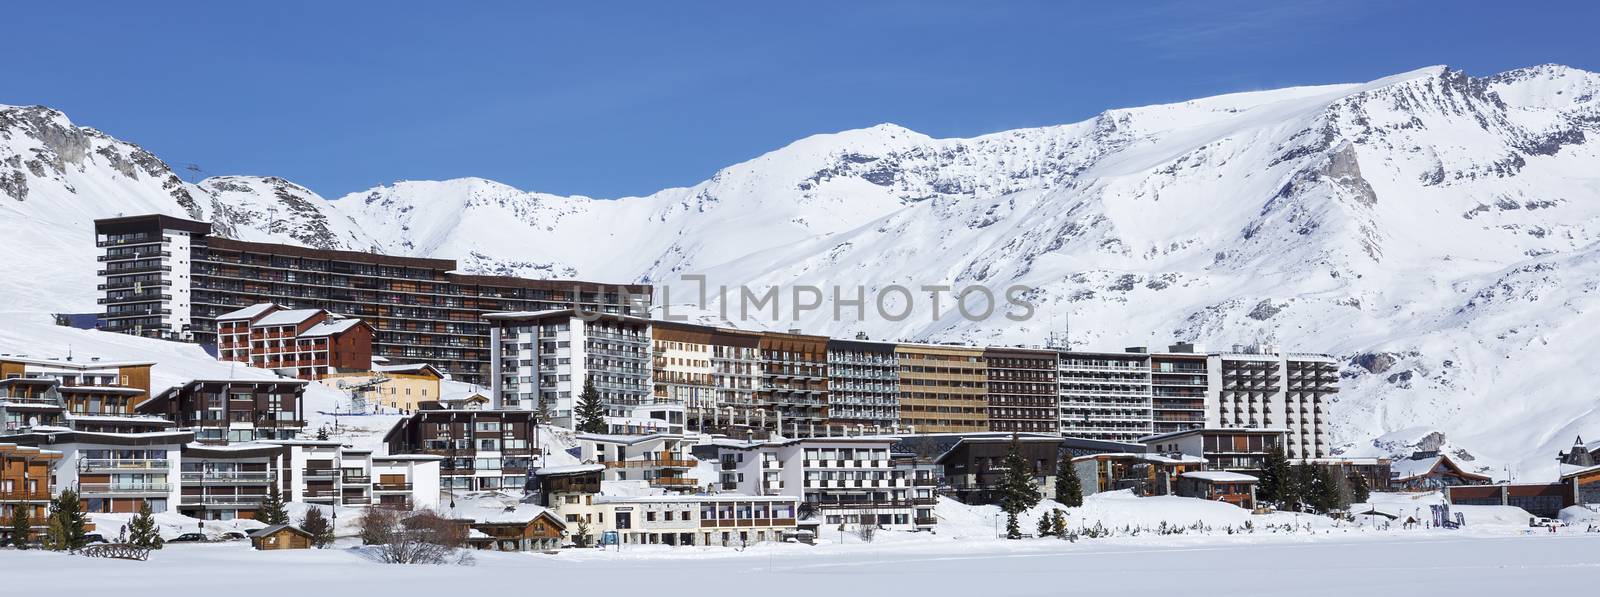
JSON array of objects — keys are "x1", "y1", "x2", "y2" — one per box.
[
  {"x1": 695, "y1": 436, "x2": 925, "y2": 531},
  {"x1": 372, "y1": 455, "x2": 444, "y2": 510},
  {"x1": 935, "y1": 434, "x2": 1062, "y2": 504},
  {"x1": 1149, "y1": 346, "x2": 1208, "y2": 434},
  {"x1": 826, "y1": 339, "x2": 900, "y2": 433},
  {"x1": 1, "y1": 355, "x2": 155, "y2": 425},
  {"x1": 758, "y1": 331, "x2": 830, "y2": 436},
  {"x1": 94, "y1": 215, "x2": 650, "y2": 385},
  {"x1": 4, "y1": 428, "x2": 189, "y2": 515},
  {"x1": 897, "y1": 344, "x2": 987, "y2": 434},
  {"x1": 136, "y1": 379, "x2": 307, "y2": 444},
  {"x1": 215, "y1": 303, "x2": 373, "y2": 380},
  {"x1": 1140, "y1": 427, "x2": 1288, "y2": 473},
  {"x1": 485, "y1": 310, "x2": 652, "y2": 423},
  {"x1": 1205, "y1": 345, "x2": 1339, "y2": 460},
  {"x1": 1056, "y1": 351, "x2": 1153, "y2": 441},
  {"x1": 382, "y1": 406, "x2": 540, "y2": 493},
  {"x1": 0, "y1": 442, "x2": 60, "y2": 544},
  {"x1": 178, "y1": 442, "x2": 286, "y2": 520},
  {"x1": 93, "y1": 214, "x2": 210, "y2": 340},
  {"x1": 591, "y1": 494, "x2": 800, "y2": 547},
  {"x1": 983, "y1": 348, "x2": 1057, "y2": 434},
  {"x1": 577, "y1": 433, "x2": 701, "y2": 491},
  {"x1": 650, "y1": 322, "x2": 718, "y2": 412}
]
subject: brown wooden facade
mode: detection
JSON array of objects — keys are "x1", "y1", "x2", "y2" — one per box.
[
  {"x1": 0, "y1": 443, "x2": 59, "y2": 544},
  {"x1": 897, "y1": 344, "x2": 988, "y2": 433}
]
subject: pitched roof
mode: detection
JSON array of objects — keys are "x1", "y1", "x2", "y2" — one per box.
[
  {"x1": 216, "y1": 303, "x2": 279, "y2": 321},
  {"x1": 254, "y1": 309, "x2": 323, "y2": 327},
  {"x1": 248, "y1": 524, "x2": 311, "y2": 538},
  {"x1": 1181, "y1": 471, "x2": 1258, "y2": 483},
  {"x1": 299, "y1": 318, "x2": 365, "y2": 337}
]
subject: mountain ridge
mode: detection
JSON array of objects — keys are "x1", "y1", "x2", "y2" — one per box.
[{"x1": 4, "y1": 63, "x2": 1599, "y2": 480}]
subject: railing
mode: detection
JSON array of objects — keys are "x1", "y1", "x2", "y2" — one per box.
[
  {"x1": 79, "y1": 483, "x2": 171, "y2": 495},
  {"x1": 342, "y1": 496, "x2": 371, "y2": 505},
  {"x1": 372, "y1": 483, "x2": 413, "y2": 491},
  {"x1": 913, "y1": 478, "x2": 938, "y2": 486},
  {"x1": 0, "y1": 490, "x2": 51, "y2": 501},
  {"x1": 914, "y1": 517, "x2": 938, "y2": 526},
  {"x1": 303, "y1": 469, "x2": 337, "y2": 480},
  {"x1": 80, "y1": 458, "x2": 170, "y2": 472},
  {"x1": 179, "y1": 495, "x2": 265, "y2": 506},
  {"x1": 648, "y1": 477, "x2": 699, "y2": 487},
  {"x1": 181, "y1": 471, "x2": 276, "y2": 483},
  {"x1": 602, "y1": 458, "x2": 697, "y2": 469},
  {"x1": 342, "y1": 475, "x2": 372, "y2": 484}
]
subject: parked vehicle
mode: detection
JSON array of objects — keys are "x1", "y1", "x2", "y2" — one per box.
[
  {"x1": 82, "y1": 533, "x2": 108, "y2": 544},
  {"x1": 169, "y1": 532, "x2": 208, "y2": 543},
  {"x1": 219, "y1": 531, "x2": 247, "y2": 541}
]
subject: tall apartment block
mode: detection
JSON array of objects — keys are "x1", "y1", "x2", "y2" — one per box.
[
  {"x1": 758, "y1": 331, "x2": 830, "y2": 436},
  {"x1": 1205, "y1": 346, "x2": 1338, "y2": 460},
  {"x1": 93, "y1": 215, "x2": 649, "y2": 385},
  {"x1": 1150, "y1": 344, "x2": 1209, "y2": 434},
  {"x1": 650, "y1": 322, "x2": 720, "y2": 415},
  {"x1": 825, "y1": 339, "x2": 899, "y2": 433},
  {"x1": 983, "y1": 347, "x2": 1057, "y2": 434},
  {"x1": 896, "y1": 344, "x2": 988, "y2": 433},
  {"x1": 1056, "y1": 351, "x2": 1152, "y2": 441},
  {"x1": 485, "y1": 310, "x2": 652, "y2": 423}
]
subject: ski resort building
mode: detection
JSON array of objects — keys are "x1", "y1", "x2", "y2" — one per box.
[
  {"x1": 320, "y1": 362, "x2": 447, "y2": 413},
  {"x1": 896, "y1": 343, "x2": 988, "y2": 434},
  {"x1": 1149, "y1": 347, "x2": 1208, "y2": 434},
  {"x1": 590, "y1": 494, "x2": 801, "y2": 547},
  {"x1": 983, "y1": 347, "x2": 1057, "y2": 434},
  {"x1": 693, "y1": 436, "x2": 927, "y2": 532},
  {"x1": 484, "y1": 309, "x2": 653, "y2": 423},
  {"x1": 135, "y1": 379, "x2": 308, "y2": 444},
  {"x1": 382, "y1": 405, "x2": 540, "y2": 493},
  {"x1": 214, "y1": 303, "x2": 373, "y2": 380},
  {"x1": 1205, "y1": 346, "x2": 1338, "y2": 460},
  {"x1": 0, "y1": 355, "x2": 155, "y2": 421},
  {"x1": 826, "y1": 339, "x2": 900, "y2": 433},
  {"x1": 92, "y1": 215, "x2": 650, "y2": 386},
  {"x1": 757, "y1": 331, "x2": 832, "y2": 436},
  {"x1": 1057, "y1": 350, "x2": 1153, "y2": 441},
  {"x1": 0, "y1": 442, "x2": 60, "y2": 543},
  {"x1": 1140, "y1": 427, "x2": 1288, "y2": 474},
  {"x1": 1175, "y1": 471, "x2": 1259, "y2": 509},
  {"x1": 934, "y1": 433, "x2": 1062, "y2": 504},
  {"x1": 576, "y1": 433, "x2": 701, "y2": 491}
]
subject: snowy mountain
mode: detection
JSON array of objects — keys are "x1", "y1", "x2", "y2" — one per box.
[{"x1": 4, "y1": 64, "x2": 1599, "y2": 479}]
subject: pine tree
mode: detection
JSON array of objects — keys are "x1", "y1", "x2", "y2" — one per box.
[
  {"x1": 1286, "y1": 464, "x2": 1317, "y2": 512},
  {"x1": 45, "y1": 490, "x2": 87, "y2": 551},
  {"x1": 1257, "y1": 443, "x2": 1292, "y2": 507},
  {"x1": 535, "y1": 397, "x2": 555, "y2": 425},
  {"x1": 1050, "y1": 510, "x2": 1067, "y2": 537},
  {"x1": 1349, "y1": 471, "x2": 1371, "y2": 505},
  {"x1": 1309, "y1": 465, "x2": 1346, "y2": 514},
  {"x1": 1054, "y1": 457, "x2": 1083, "y2": 507},
  {"x1": 256, "y1": 485, "x2": 289, "y2": 525},
  {"x1": 315, "y1": 426, "x2": 330, "y2": 441},
  {"x1": 997, "y1": 434, "x2": 1042, "y2": 539},
  {"x1": 574, "y1": 375, "x2": 607, "y2": 434},
  {"x1": 6, "y1": 506, "x2": 31, "y2": 549},
  {"x1": 1036, "y1": 511, "x2": 1053, "y2": 536},
  {"x1": 128, "y1": 501, "x2": 163, "y2": 549},
  {"x1": 300, "y1": 506, "x2": 334, "y2": 548}
]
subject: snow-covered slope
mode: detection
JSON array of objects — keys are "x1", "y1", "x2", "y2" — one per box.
[{"x1": 4, "y1": 64, "x2": 1599, "y2": 480}]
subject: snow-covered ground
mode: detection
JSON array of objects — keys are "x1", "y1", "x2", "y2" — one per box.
[{"x1": 9, "y1": 529, "x2": 1597, "y2": 596}]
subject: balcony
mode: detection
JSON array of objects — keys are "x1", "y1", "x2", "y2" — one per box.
[
  {"x1": 914, "y1": 517, "x2": 938, "y2": 526},
  {"x1": 372, "y1": 483, "x2": 413, "y2": 492},
  {"x1": 603, "y1": 458, "x2": 697, "y2": 469},
  {"x1": 342, "y1": 496, "x2": 372, "y2": 506},
  {"x1": 912, "y1": 478, "x2": 938, "y2": 487},
  {"x1": 79, "y1": 483, "x2": 171, "y2": 496},
  {"x1": 181, "y1": 471, "x2": 276, "y2": 484},
  {"x1": 342, "y1": 474, "x2": 372, "y2": 484},
  {"x1": 179, "y1": 495, "x2": 266, "y2": 507},
  {"x1": 648, "y1": 477, "x2": 699, "y2": 488},
  {"x1": 80, "y1": 458, "x2": 170, "y2": 472},
  {"x1": 0, "y1": 490, "x2": 51, "y2": 501}
]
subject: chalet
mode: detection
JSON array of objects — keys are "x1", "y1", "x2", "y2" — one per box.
[
  {"x1": 322, "y1": 362, "x2": 446, "y2": 412},
  {"x1": 1390, "y1": 452, "x2": 1491, "y2": 491},
  {"x1": 215, "y1": 303, "x2": 374, "y2": 380},
  {"x1": 382, "y1": 406, "x2": 540, "y2": 493},
  {"x1": 249, "y1": 524, "x2": 313, "y2": 550},
  {"x1": 443, "y1": 494, "x2": 565, "y2": 551},
  {"x1": 1175, "y1": 471, "x2": 1259, "y2": 509},
  {"x1": 3, "y1": 429, "x2": 189, "y2": 515},
  {"x1": 1561, "y1": 464, "x2": 1600, "y2": 507},
  {"x1": 136, "y1": 379, "x2": 308, "y2": 444}
]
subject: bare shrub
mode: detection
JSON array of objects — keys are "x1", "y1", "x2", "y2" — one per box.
[{"x1": 357, "y1": 505, "x2": 472, "y2": 565}]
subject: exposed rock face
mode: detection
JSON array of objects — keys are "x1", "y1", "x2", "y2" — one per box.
[{"x1": 4, "y1": 64, "x2": 1600, "y2": 478}]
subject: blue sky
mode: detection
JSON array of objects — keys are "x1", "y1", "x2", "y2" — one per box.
[{"x1": 3, "y1": 1, "x2": 1596, "y2": 199}]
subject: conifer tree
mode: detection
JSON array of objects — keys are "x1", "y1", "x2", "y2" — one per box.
[
  {"x1": 128, "y1": 501, "x2": 163, "y2": 549},
  {"x1": 1257, "y1": 443, "x2": 1293, "y2": 507},
  {"x1": 574, "y1": 375, "x2": 608, "y2": 434},
  {"x1": 6, "y1": 506, "x2": 31, "y2": 549},
  {"x1": 1051, "y1": 510, "x2": 1067, "y2": 537},
  {"x1": 45, "y1": 490, "x2": 87, "y2": 551},
  {"x1": 535, "y1": 397, "x2": 555, "y2": 426},
  {"x1": 998, "y1": 434, "x2": 1042, "y2": 539},
  {"x1": 1036, "y1": 511, "x2": 1053, "y2": 536},
  {"x1": 300, "y1": 506, "x2": 334, "y2": 548},
  {"x1": 1055, "y1": 457, "x2": 1083, "y2": 507},
  {"x1": 256, "y1": 485, "x2": 289, "y2": 526},
  {"x1": 1349, "y1": 471, "x2": 1371, "y2": 505}
]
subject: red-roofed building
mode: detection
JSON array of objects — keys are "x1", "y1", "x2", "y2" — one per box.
[{"x1": 215, "y1": 303, "x2": 372, "y2": 379}]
